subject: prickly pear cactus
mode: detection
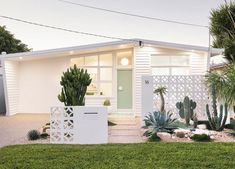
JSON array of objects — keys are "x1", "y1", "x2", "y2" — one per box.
[
  {"x1": 58, "y1": 65, "x2": 92, "y2": 106},
  {"x1": 176, "y1": 96, "x2": 197, "y2": 126},
  {"x1": 176, "y1": 102, "x2": 184, "y2": 118}
]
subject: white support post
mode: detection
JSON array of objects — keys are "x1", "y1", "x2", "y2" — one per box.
[{"x1": 141, "y1": 76, "x2": 153, "y2": 126}]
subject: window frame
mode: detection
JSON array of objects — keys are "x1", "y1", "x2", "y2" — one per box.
[
  {"x1": 70, "y1": 52, "x2": 114, "y2": 96},
  {"x1": 151, "y1": 54, "x2": 191, "y2": 75}
]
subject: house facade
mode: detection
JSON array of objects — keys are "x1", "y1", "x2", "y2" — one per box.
[{"x1": 0, "y1": 39, "x2": 222, "y2": 116}]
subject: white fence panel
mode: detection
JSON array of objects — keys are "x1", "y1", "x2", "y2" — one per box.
[
  {"x1": 50, "y1": 106, "x2": 108, "y2": 144},
  {"x1": 142, "y1": 75, "x2": 210, "y2": 121}
]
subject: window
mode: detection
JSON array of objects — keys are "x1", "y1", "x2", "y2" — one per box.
[
  {"x1": 151, "y1": 55, "x2": 190, "y2": 75},
  {"x1": 71, "y1": 53, "x2": 113, "y2": 96}
]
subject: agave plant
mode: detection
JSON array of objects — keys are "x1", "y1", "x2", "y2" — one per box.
[{"x1": 142, "y1": 111, "x2": 176, "y2": 140}]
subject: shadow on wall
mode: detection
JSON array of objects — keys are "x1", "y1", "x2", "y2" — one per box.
[{"x1": 0, "y1": 75, "x2": 6, "y2": 115}]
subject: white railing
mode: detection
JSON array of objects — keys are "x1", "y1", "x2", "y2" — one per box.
[{"x1": 50, "y1": 106, "x2": 108, "y2": 144}]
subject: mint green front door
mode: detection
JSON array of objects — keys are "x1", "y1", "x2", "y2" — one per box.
[{"x1": 117, "y1": 70, "x2": 132, "y2": 109}]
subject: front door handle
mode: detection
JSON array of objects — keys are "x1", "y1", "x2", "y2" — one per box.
[{"x1": 118, "y1": 86, "x2": 123, "y2": 91}]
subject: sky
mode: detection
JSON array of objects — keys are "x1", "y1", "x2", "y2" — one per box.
[{"x1": 0, "y1": 0, "x2": 225, "y2": 51}]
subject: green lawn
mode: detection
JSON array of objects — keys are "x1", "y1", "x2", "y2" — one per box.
[{"x1": 0, "y1": 143, "x2": 235, "y2": 169}]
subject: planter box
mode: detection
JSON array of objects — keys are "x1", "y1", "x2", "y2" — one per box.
[{"x1": 50, "y1": 106, "x2": 108, "y2": 144}]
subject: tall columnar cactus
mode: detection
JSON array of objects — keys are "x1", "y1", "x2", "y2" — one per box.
[
  {"x1": 176, "y1": 96, "x2": 197, "y2": 126},
  {"x1": 58, "y1": 65, "x2": 92, "y2": 106},
  {"x1": 206, "y1": 84, "x2": 228, "y2": 131}
]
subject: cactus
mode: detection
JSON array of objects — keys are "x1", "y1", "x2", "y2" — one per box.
[
  {"x1": 206, "y1": 84, "x2": 228, "y2": 131},
  {"x1": 176, "y1": 96, "x2": 197, "y2": 126},
  {"x1": 154, "y1": 86, "x2": 167, "y2": 112},
  {"x1": 58, "y1": 65, "x2": 92, "y2": 106}
]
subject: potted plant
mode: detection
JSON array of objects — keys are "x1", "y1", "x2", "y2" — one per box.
[{"x1": 103, "y1": 99, "x2": 112, "y2": 113}]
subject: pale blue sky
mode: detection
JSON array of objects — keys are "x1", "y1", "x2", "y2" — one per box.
[{"x1": 0, "y1": 0, "x2": 225, "y2": 51}]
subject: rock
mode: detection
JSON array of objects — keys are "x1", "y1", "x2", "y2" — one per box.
[
  {"x1": 197, "y1": 124, "x2": 207, "y2": 130},
  {"x1": 157, "y1": 132, "x2": 171, "y2": 140},
  {"x1": 192, "y1": 129, "x2": 209, "y2": 135},
  {"x1": 210, "y1": 135, "x2": 215, "y2": 139},
  {"x1": 174, "y1": 128, "x2": 191, "y2": 135}
]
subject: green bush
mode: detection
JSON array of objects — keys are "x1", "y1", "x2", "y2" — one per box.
[
  {"x1": 148, "y1": 132, "x2": 161, "y2": 142},
  {"x1": 27, "y1": 130, "x2": 40, "y2": 140},
  {"x1": 191, "y1": 134, "x2": 211, "y2": 142},
  {"x1": 40, "y1": 133, "x2": 49, "y2": 139},
  {"x1": 103, "y1": 99, "x2": 111, "y2": 106},
  {"x1": 225, "y1": 118, "x2": 235, "y2": 130}
]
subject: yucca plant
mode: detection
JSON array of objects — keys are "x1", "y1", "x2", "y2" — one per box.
[
  {"x1": 154, "y1": 86, "x2": 167, "y2": 112},
  {"x1": 142, "y1": 111, "x2": 176, "y2": 140},
  {"x1": 206, "y1": 63, "x2": 235, "y2": 114}
]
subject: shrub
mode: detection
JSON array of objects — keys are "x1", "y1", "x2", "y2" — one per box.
[
  {"x1": 27, "y1": 130, "x2": 40, "y2": 140},
  {"x1": 225, "y1": 118, "x2": 235, "y2": 130},
  {"x1": 176, "y1": 132, "x2": 185, "y2": 138},
  {"x1": 148, "y1": 133, "x2": 161, "y2": 142},
  {"x1": 191, "y1": 134, "x2": 211, "y2": 142},
  {"x1": 40, "y1": 133, "x2": 49, "y2": 139},
  {"x1": 103, "y1": 99, "x2": 111, "y2": 106},
  {"x1": 108, "y1": 121, "x2": 116, "y2": 126}
]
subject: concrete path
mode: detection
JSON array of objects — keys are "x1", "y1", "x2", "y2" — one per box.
[
  {"x1": 108, "y1": 115, "x2": 145, "y2": 143},
  {"x1": 0, "y1": 114, "x2": 49, "y2": 148}
]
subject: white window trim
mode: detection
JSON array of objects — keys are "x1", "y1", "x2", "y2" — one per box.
[
  {"x1": 71, "y1": 53, "x2": 114, "y2": 97},
  {"x1": 151, "y1": 54, "x2": 191, "y2": 75}
]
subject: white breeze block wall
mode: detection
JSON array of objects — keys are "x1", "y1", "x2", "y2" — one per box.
[
  {"x1": 18, "y1": 57, "x2": 69, "y2": 113},
  {"x1": 50, "y1": 106, "x2": 108, "y2": 144},
  {"x1": 142, "y1": 75, "x2": 210, "y2": 122}
]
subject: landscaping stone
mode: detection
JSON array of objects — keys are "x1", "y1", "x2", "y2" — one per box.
[
  {"x1": 197, "y1": 124, "x2": 207, "y2": 130},
  {"x1": 192, "y1": 129, "x2": 210, "y2": 135},
  {"x1": 174, "y1": 128, "x2": 191, "y2": 135},
  {"x1": 157, "y1": 132, "x2": 171, "y2": 140}
]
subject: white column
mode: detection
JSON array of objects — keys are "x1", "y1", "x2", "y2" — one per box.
[{"x1": 141, "y1": 76, "x2": 153, "y2": 125}]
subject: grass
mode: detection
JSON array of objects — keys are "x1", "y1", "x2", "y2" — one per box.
[{"x1": 0, "y1": 143, "x2": 235, "y2": 169}]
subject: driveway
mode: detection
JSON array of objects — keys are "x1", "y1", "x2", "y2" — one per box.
[{"x1": 0, "y1": 114, "x2": 49, "y2": 148}]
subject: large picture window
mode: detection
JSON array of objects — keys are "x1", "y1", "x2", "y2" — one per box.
[
  {"x1": 151, "y1": 55, "x2": 190, "y2": 75},
  {"x1": 71, "y1": 53, "x2": 113, "y2": 96}
]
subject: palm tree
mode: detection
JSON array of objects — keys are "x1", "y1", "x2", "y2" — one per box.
[
  {"x1": 206, "y1": 63, "x2": 235, "y2": 113},
  {"x1": 154, "y1": 86, "x2": 167, "y2": 112}
]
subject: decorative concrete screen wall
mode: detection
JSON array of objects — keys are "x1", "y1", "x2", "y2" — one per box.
[
  {"x1": 50, "y1": 106, "x2": 108, "y2": 144},
  {"x1": 142, "y1": 75, "x2": 209, "y2": 122}
]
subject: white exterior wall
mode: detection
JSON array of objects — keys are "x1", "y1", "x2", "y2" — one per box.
[
  {"x1": 190, "y1": 53, "x2": 208, "y2": 74},
  {"x1": 3, "y1": 60, "x2": 20, "y2": 115},
  {"x1": 133, "y1": 47, "x2": 152, "y2": 116},
  {"x1": 18, "y1": 57, "x2": 69, "y2": 113},
  {"x1": 134, "y1": 46, "x2": 208, "y2": 116}
]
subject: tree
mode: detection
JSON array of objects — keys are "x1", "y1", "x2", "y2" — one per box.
[
  {"x1": 210, "y1": 2, "x2": 235, "y2": 63},
  {"x1": 206, "y1": 63, "x2": 235, "y2": 113},
  {"x1": 0, "y1": 25, "x2": 30, "y2": 54}
]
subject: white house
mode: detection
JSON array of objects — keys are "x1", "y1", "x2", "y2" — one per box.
[{"x1": 0, "y1": 39, "x2": 222, "y2": 116}]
